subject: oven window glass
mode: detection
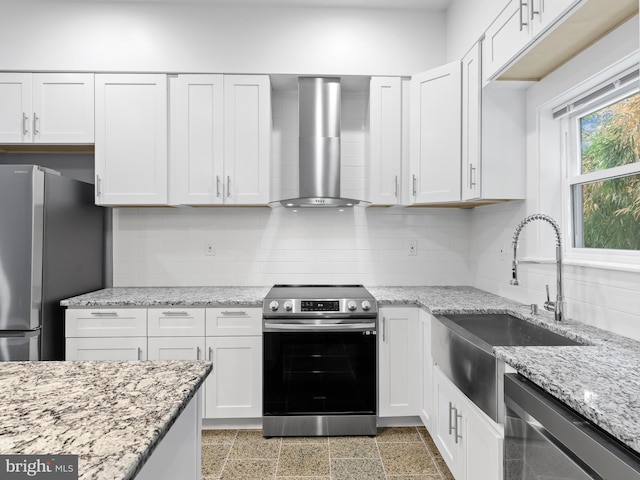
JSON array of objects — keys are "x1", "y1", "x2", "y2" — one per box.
[{"x1": 263, "y1": 331, "x2": 376, "y2": 416}]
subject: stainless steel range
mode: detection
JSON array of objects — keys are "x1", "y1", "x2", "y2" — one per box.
[{"x1": 262, "y1": 285, "x2": 378, "y2": 437}]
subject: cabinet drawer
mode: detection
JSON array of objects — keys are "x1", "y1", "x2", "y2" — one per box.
[
  {"x1": 206, "y1": 307, "x2": 261, "y2": 336},
  {"x1": 65, "y1": 308, "x2": 147, "y2": 337},
  {"x1": 147, "y1": 308, "x2": 205, "y2": 336}
]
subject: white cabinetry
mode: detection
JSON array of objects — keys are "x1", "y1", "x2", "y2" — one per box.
[
  {"x1": 172, "y1": 75, "x2": 271, "y2": 205},
  {"x1": 419, "y1": 310, "x2": 434, "y2": 431},
  {"x1": 223, "y1": 75, "x2": 271, "y2": 205},
  {"x1": 367, "y1": 77, "x2": 402, "y2": 205},
  {"x1": 95, "y1": 74, "x2": 168, "y2": 205},
  {"x1": 483, "y1": 0, "x2": 581, "y2": 82},
  {"x1": 409, "y1": 62, "x2": 462, "y2": 204},
  {"x1": 461, "y1": 42, "x2": 526, "y2": 202},
  {"x1": 65, "y1": 308, "x2": 147, "y2": 360},
  {"x1": 0, "y1": 73, "x2": 94, "y2": 144},
  {"x1": 147, "y1": 308, "x2": 206, "y2": 361},
  {"x1": 433, "y1": 366, "x2": 503, "y2": 480},
  {"x1": 378, "y1": 307, "x2": 420, "y2": 417},
  {"x1": 204, "y1": 307, "x2": 262, "y2": 418}
]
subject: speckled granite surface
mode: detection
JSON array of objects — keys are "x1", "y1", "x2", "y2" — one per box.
[
  {"x1": 0, "y1": 360, "x2": 211, "y2": 480},
  {"x1": 60, "y1": 286, "x2": 270, "y2": 307},
  {"x1": 60, "y1": 285, "x2": 640, "y2": 455}
]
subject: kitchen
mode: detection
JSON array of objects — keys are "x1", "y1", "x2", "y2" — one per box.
[{"x1": 1, "y1": 0, "x2": 639, "y2": 479}]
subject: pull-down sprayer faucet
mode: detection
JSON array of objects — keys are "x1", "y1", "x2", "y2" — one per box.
[{"x1": 511, "y1": 214, "x2": 565, "y2": 322}]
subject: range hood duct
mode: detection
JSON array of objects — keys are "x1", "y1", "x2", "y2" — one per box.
[{"x1": 275, "y1": 77, "x2": 367, "y2": 208}]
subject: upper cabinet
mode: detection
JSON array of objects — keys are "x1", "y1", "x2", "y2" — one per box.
[
  {"x1": 95, "y1": 74, "x2": 168, "y2": 206},
  {"x1": 0, "y1": 73, "x2": 94, "y2": 144},
  {"x1": 461, "y1": 43, "x2": 525, "y2": 202},
  {"x1": 171, "y1": 74, "x2": 271, "y2": 206},
  {"x1": 367, "y1": 77, "x2": 403, "y2": 206},
  {"x1": 409, "y1": 62, "x2": 462, "y2": 204},
  {"x1": 483, "y1": 0, "x2": 637, "y2": 82}
]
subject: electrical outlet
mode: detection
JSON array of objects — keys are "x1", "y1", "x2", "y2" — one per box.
[
  {"x1": 408, "y1": 241, "x2": 417, "y2": 256},
  {"x1": 205, "y1": 240, "x2": 216, "y2": 256},
  {"x1": 499, "y1": 243, "x2": 506, "y2": 261}
]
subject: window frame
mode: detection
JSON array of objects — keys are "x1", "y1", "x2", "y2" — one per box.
[{"x1": 559, "y1": 65, "x2": 640, "y2": 270}]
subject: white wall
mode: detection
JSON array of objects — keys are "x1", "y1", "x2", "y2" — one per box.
[
  {"x1": 0, "y1": 0, "x2": 445, "y2": 76},
  {"x1": 445, "y1": 0, "x2": 506, "y2": 61},
  {"x1": 469, "y1": 17, "x2": 640, "y2": 341}
]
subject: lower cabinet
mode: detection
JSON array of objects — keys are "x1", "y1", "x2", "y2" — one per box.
[
  {"x1": 378, "y1": 307, "x2": 420, "y2": 417},
  {"x1": 432, "y1": 366, "x2": 503, "y2": 480},
  {"x1": 66, "y1": 337, "x2": 147, "y2": 360},
  {"x1": 204, "y1": 335, "x2": 262, "y2": 418}
]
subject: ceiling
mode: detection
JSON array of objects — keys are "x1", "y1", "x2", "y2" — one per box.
[{"x1": 86, "y1": 0, "x2": 451, "y2": 9}]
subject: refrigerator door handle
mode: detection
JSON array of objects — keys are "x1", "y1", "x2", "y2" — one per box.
[{"x1": 0, "y1": 329, "x2": 40, "y2": 338}]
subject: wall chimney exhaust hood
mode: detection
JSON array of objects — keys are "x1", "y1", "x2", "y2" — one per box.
[{"x1": 272, "y1": 77, "x2": 368, "y2": 208}]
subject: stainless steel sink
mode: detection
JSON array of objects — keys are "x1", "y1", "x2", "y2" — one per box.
[
  {"x1": 442, "y1": 313, "x2": 582, "y2": 348},
  {"x1": 431, "y1": 313, "x2": 585, "y2": 423}
]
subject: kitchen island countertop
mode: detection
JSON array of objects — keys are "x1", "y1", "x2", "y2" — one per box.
[
  {"x1": 60, "y1": 285, "x2": 640, "y2": 455},
  {"x1": 0, "y1": 360, "x2": 211, "y2": 480}
]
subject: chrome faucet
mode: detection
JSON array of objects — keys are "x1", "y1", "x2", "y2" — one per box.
[{"x1": 511, "y1": 214, "x2": 565, "y2": 322}]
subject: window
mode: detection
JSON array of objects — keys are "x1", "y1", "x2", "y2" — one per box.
[{"x1": 559, "y1": 68, "x2": 640, "y2": 256}]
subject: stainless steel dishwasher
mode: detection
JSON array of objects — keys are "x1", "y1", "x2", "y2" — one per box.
[{"x1": 504, "y1": 374, "x2": 640, "y2": 479}]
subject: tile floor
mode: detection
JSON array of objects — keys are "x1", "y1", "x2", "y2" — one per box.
[{"x1": 202, "y1": 426, "x2": 455, "y2": 479}]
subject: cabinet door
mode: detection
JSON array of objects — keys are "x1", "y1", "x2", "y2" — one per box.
[
  {"x1": 0, "y1": 73, "x2": 32, "y2": 143},
  {"x1": 95, "y1": 74, "x2": 168, "y2": 205},
  {"x1": 223, "y1": 75, "x2": 271, "y2": 205},
  {"x1": 148, "y1": 337, "x2": 206, "y2": 361},
  {"x1": 205, "y1": 336, "x2": 262, "y2": 418},
  {"x1": 419, "y1": 310, "x2": 434, "y2": 432},
  {"x1": 410, "y1": 62, "x2": 462, "y2": 204},
  {"x1": 173, "y1": 74, "x2": 225, "y2": 205},
  {"x1": 461, "y1": 43, "x2": 482, "y2": 201},
  {"x1": 368, "y1": 77, "x2": 402, "y2": 205},
  {"x1": 32, "y1": 73, "x2": 94, "y2": 143},
  {"x1": 464, "y1": 397, "x2": 504, "y2": 480},
  {"x1": 378, "y1": 307, "x2": 420, "y2": 417},
  {"x1": 65, "y1": 337, "x2": 147, "y2": 360},
  {"x1": 433, "y1": 366, "x2": 465, "y2": 479},
  {"x1": 483, "y1": 0, "x2": 531, "y2": 82}
]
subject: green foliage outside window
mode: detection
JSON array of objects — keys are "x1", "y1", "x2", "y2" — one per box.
[{"x1": 578, "y1": 93, "x2": 640, "y2": 250}]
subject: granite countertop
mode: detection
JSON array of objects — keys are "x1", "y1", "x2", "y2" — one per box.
[
  {"x1": 60, "y1": 285, "x2": 640, "y2": 455},
  {"x1": 60, "y1": 286, "x2": 271, "y2": 307},
  {"x1": 0, "y1": 360, "x2": 212, "y2": 480}
]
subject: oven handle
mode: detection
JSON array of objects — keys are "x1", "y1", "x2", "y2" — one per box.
[{"x1": 263, "y1": 321, "x2": 376, "y2": 332}]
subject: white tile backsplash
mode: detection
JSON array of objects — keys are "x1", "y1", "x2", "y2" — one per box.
[{"x1": 112, "y1": 207, "x2": 472, "y2": 287}]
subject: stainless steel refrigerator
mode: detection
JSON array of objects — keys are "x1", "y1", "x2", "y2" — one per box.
[{"x1": 0, "y1": 165, "x2": 105, "y2": 360}]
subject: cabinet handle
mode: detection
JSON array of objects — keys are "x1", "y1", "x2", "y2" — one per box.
[
  {"x1": 519, "y1": 0, "x2": 528, "y2": 31},
  {"x1": 226, "y1": 176, "x2": 231, "y2": 198},
  {"x1": 196, "y1": 346, "x2": 201, "y2": 360},
  {"x1": 221, "y1": 310, "x2": 246, "y2": 316},
  {"x1": 22, "y1": 113, "x2": 29, "y2": 134},
  {"x1": 216, "y1": 175, "x2": 221, "y2": 197},
  {"x1": 91, "y1": 311, "x2": 118, "y2": 316},
  {"x1": 448, "y1": 401, "x2": 455, "y2": 435},
  {"x1": 382, "y1": 317, "x2": 387, "y2": 342},
  {"x1": 96, "y1": 175, "x2": 102, "y2": 198},
  {"x1": 161, "y1": 311, "x2": 189, "y2": 316},
  {"x1": 137, "y1": 347, "x2": 142, "y2": 360},
  {"x1": 33, "y1": 113, "x2": 39, "y2": 135},
  {"x1": 530, "y1": 0, "x2": 539, "y2": 20},
  {"x1": 469, "y1": 165, "x2": 476, "y2": 188},
  {"x1": 454, "y1": 409, "x2": 463, "y2": 444},
  {"x1": 412, "y1": 174, "x2": 417, "y2": 197},
  {"x1": 208, "y1": 347, "x2": 213, "y2": 362},
  {"x1": 394, "y1": 175, "x2": 398, "y2": 198}
]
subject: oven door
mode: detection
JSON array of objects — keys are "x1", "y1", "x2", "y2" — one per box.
[{"x1": 263, "y1": 319, "x2": 377, "y2": 418}]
